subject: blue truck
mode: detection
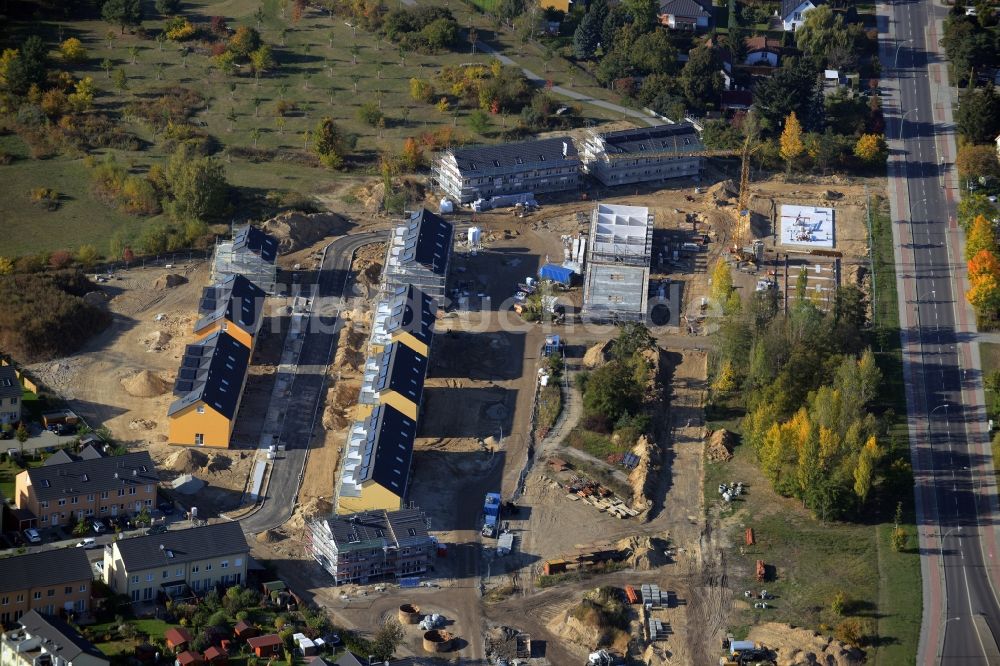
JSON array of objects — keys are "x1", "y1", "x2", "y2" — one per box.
[{"x1": 482, "y1": 492, "x2": 502, "y2": 537}]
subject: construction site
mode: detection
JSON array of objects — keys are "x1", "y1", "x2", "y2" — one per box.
[{"x1": 15, "y1": 117, "x2": 881, "y2": 665}]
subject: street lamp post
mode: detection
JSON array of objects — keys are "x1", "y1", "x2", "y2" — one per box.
[
  {"x1": 938, "y1": 614, "x2": 963, "y2": 661},
  {"x1": 928, "y1": 403, "x2": 950, "y2": 446},
  {"x1": 896, "y1": 108, "x2": 919, "y2": 143}
]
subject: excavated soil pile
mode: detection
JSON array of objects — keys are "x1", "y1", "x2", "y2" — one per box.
[
  {"x1": 706, "y1": 179, "x2": 737, "y2": 204},
  {"x1": 627, "y1": 435, "x2": 659, "y2": 512},
  {"x1": 83, "y1": 291, "x2": 108, "y2": 308},
  {"x1": 261, "y1": 211, "x2": 351, "y2": 254},
  {"x1": 352, "y1": 242, "x2": 386, "y2": 287},
  {"x1": 145, "y1": 330, "x2": 172, "y2": 351},
  {"x1": 121, "y1": 370, "x2": 170, "y2": 397},
  {"x1": 323, "y1": 380, "x2": 361, "y2": 431},
  {"x1": 707, "y1": 429, "x2": 735, "y2": 462},
  {"x1": 617, "y1": 535, "x2": 670, "y2": 570},
  {"x1": 333, "y1": 323, "x2": 367, "y2": 373},
  {"x1": 286, "y1": 497, "x2": 334, "y2": 530},
  {"x1": 153, "y1": 274, "x2": 186, "y2": 290},
  {"x1": 256, "y1": 529, "x2": 280, "y2": 543},
  {"x1": 583, "y1": 340, "x2": 614, "y2": 369},
  {"x1": 548, "y1": 587, "x2": 631, "y2": 653},
  {"x1": 748, "y1": 623, "x2": 865, "y2": 666},
  {"x1": 166, "y1": 448, "x2": 209, "y2": 473}
]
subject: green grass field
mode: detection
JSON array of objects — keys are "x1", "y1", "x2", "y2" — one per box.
[{"x1": 0, "y1": 0, "x2": 636, "y2": 258}]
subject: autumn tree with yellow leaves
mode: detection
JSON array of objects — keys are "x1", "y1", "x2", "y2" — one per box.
[
  {"x1": 965, "y1": 216, "x2": 1000, "y2": 322},
  {"x1": 779, "y1": 111, "x2": 805, "y2": 171}
]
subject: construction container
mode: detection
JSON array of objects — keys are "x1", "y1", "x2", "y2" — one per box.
[
  {"x1": 538, "y1": 263, "x2": 573, "y2": 286},
  {"x1": 624, "y1": 585, "x2": 639, "y2": 604},
  {"x1": 398, "y1": 604, "x2": 421, "y2": 625},
  {"x1": 422, "y1": 630, "x2": 453, "y2": 653},
  {"x1": 755, "y1": 560, "x2": 766, "y2": 582}
]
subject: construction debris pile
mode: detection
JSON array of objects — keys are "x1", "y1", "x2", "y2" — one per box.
[
  {"x1": 707, "y1": 429, "x2": 735, "y2": 462},
  {"x1": 538, "y1": 472, "x2": 639, "y2": 519},
  {"x1": 484, "y1": 625, "x2": 531, "y2": 663}
]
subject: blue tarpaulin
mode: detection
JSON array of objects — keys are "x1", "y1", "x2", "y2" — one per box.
[{"x1": 539, "y1": 264, "x2": 573, "y2": 286}]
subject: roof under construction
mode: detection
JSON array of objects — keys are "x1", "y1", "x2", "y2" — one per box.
[
  {"x1": 595, "y1": 123, "x2": 703, "y2": 156},
  {"x1": 589, "y1": 204, "x2": 653, "y2": 264},
  {"x1": 583, "y1": 204, "x2": 653, "y2": 322}
]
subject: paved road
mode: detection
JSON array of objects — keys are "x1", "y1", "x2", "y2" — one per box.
[
  {"x1": 475, "y1": 42, "x2": 662, "y2": 127},
  {"x1": 240, "y1": 232, "x2": 386, "y2": 534},
  {"x1": 881, "y1": 0, "x2": 1000, "y2": 662}
]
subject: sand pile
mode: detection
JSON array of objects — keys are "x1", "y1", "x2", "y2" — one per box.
[
  {"x1": 548, "y1": 587, "x2": 630, "y2": 653},
  {"x1": 256, "y1": 529, "x2": 280, "y2": 543},
  {"x1": 83, "y1": 291, "x2": 108, "y2": 308},
  {"x1": 166, "y1": 448, "x2": 208, "y2": 473},
  {"x1": 145, "y1": 330, "x2": 172, "y2": 351},
  {"x1": 128, "y1": 418, "x2": 157, "y2": 430},
  {"x1": 333, "y1": 324, "x2": 367, "y2": 374},
  {"x1": 261, "y1": 211, "x2": 350, "y2": 254},
  {"x1": 706, "y1": 179, "x2": 737, "y2": 203},
  {"x1": 748, "y1": 623, "x2": 865, "y2": 666},
  {"x1": 286, "y1": 497, "x2": 334, "y2": 530},
  {"x1": 122, "y1": 370, "x2": 170, "y2": 397},
  {"x1": 627, "y1": 435, "x2": 659, "y2": 512},
  {"x1": 617, "y1": 535, "x2": 670, "y2": 570},
  {"x1": 352, "y1": 242, "x2": 386, "y2": 287},
  {"x1": 323, "y1": 380, "x2": 361, "y2": 431},
  {"x1": 153, "y1": 274, "x2": 186, "y2": 290},
  {"x1": 707, "y1": 429, "x2": 735, "y2": 462},
  {"x1": 583, "y1": 340, "x2": 614, "y2": 369}
]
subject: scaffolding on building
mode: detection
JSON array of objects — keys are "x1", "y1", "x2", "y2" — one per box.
[{"x1": 582, "y1": 204, "x2": 653, "y2": 322}]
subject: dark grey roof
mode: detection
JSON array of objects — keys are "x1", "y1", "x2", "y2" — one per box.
[
  {"x1": 195, "y1": 274, "x2": 266, "y2": 336},
  {"x1": 373, "y1": 342, "x2": 427, "y2": 405},
  {"x1": 26, "y1": 451, "x2": 159, "y2": 502},
  {"x1": 0, "y1": 364, "x2": 20, "y2": 400},
  {"x1": 114, "y1": 521, "x2": 249, "y2": 570},
  {"x1": 233, "y1": 226, "x2": 278, "y2": 264},
  {"x1": 597, "y1": 123, "x2": 704, "y2": 155},
  {"x1": 0, "y1": 548, "x2": 92, "y2": 593},
  {"x1": 168, "y1": 331, "x2": 250, "y2": 418},
  {"x1": 781, "y1": 0, "x2": 822, "y2": 19},
  {"x1": 355, "y1": 404, "x2": 416, "y2": 494},
  {"x1": 78, "y1": 444, "x2": 106, "y2": 460},
  {"x1": 450, "y1": 136, "x2": 578, "y2": 173},
  {"x1": 43, "y1": 445, "x2": 106, "y2": 467},
  {"x1": 659, "y1": 0, "x2": 710, "y2": 18},
  {"x1": 408, "y1": 209, "x2": 453, "y2": 275},
  {"x1": 333, "y1": 655, "x2": 363, "y2": 666},
  {"x1": 15, "y1": 611, "x2": 109, "y2": 666},
  {"x1": 387, "y1": 285, "x2": 436, "y2": 346},
  {"x1": 323, "y1": 508, "x2": 429, "y2": 549}
]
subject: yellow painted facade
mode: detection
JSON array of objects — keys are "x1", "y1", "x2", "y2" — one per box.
[
  {"x1": 194, "y1": 320, "x2": 254, "y2": 351},
  {"x1": 168, "y1": 402, "x2": 234, "y2": 448},
  {"x1": 540, "y1": 0, "x2": 571, "y2": 12},
  {"x1": 358, "y1": 391, "x2": 418, "y2": 421},
  {"x1": 336, "y1": 482, "x2": 402, "y2": 515},
  {"x1": 371, "y1": 330, "x2": 429, "y2": 358}
]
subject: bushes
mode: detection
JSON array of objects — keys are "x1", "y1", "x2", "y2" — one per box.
[
  {"x1": 86, "y1": 155, "x2": 162, "y2": 216},
  {"x1": 0, "y1": 271, "x2": 112, "y2": 362},
  {"x1": 28, "y1": 187, "x2": 59, "y2": 210},
  {"x1": 164, "y1": 17, "x2": 196, "y2": 41},
  {"x1": 125, "y1": 87, "x2": 206, "y2": 130},
  {"x1": 382, "y1": 7, "x2": 460, "y2": 52}
]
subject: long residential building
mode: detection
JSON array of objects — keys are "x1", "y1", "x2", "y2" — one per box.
[
  {"x1": 581, "y1": 123, "x2": 704, "y2": 186},
  {"x1": 1, "y1": 611, "x2": 108, "y2": 666},
  {"x1": 434, "y1": 137, "x2": 580, "y2": 204},
  {"x1": 14, "y1": 452, "x2": 159, "y2": 528},
  {"x1": 336, "y1": 404, "x2": 417, "y2": 515},
  {"x1": 382, "y1": 209, "x2": 453, "y2": 302},
  {"x1": 102, "y1": 522, "x2": 249, "y2": 603},
  {"x1": 0, "y1": 550, "x2": 93, "y2": 624},
  {"x1": 308, "y1": 508, "x2": 434, "y2": 585},
  {"x1": 167, "y1": 331, "x2": 250, "y2": 448},
  {"x1": 193, "y1": 274, "x2": 267, "y2": 352}
]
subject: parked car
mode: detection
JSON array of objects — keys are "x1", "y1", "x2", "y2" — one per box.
[
  {"x1": 93, "y1": 561, "x2": 104, "y2": 576},
  {"x1": 0, "y1": 429, "x2": 13, "y2": 440},
  {"x1": 76, "y1": 538, "x2": 97, "y2": 549},
  {"x1": 91, "y1": 519, "x2": 106, "y2": 534},
  {"x1": 24, "y1": 528, "x2": 41, "y2": 544},
  {"x1": 146, "y1": 524, "x2": 168, "y2": 535},
  {"x1": 108, "y1": 516, "x2": 128, "y2": 530},
  {"x1": 56, "y1": 424, "x2": 76, "y2": 436},
  {"x1": 158, "y1": 502, "x2": 175, "y2": 515}
]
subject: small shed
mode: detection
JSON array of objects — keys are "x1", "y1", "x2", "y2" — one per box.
[
  {"x1": 247, "y1": 634, "x2": 283, "y2": 658},
  {"x1": 203, "y1": 646, "x2": 228, "y2": 665},
  {"x1": 234, "y1": 621, "x2": 257, "y2": 640},
  {"x1": 292, "y1": 633, "x2": 317, "y2": 657},
  {"x1": 175, "y1": 651, "x2": 203, "y2": 666},
  {"x1": 165, "y1": 628, "x2": 194, "y2": 652}
]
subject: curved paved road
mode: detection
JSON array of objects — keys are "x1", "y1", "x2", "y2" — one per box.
[{"x1": 241, "y1": 231, "x2": 386, "y2": 534}]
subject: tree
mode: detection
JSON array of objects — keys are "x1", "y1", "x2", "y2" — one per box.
[
  {"x1": 890, "y1": 526, "x2": 909, "y2": 552},
  {"x1": 779, "y1": 112, "x2": 805, "y2": 169},
  {"x1": 167, "y1": 148, "x2": 230, "y2": 221},
  {"x1": 68, "y1": 76, "x2": 96, "y2": 111},
  {"x1": 853, "y1": 133, "x2": 886, "y2": 164},
  {"x1": 958, "y1": 193, "x2": 997, "y2": 231},
  {"x1": 957, "y1": 144, "x2": 1000, "y2": 181},
  {"x1": 711, "y1": 259, "x2": 733, "y2": 305},
  {"x1": 60, "y1": 38, "x2": 88, "y2": 63},
  {"x1": 349, "y1": 74, "x2": 361, "y2": 93},
  {"x1": 965, "y1": 215, "x2": 997, "y2": 260},
  {"x1": 582, "y1": 360, "x2": 643, "y2": 424},
  {"x1": 573, "y1": 2, "x2": 605, "y2": 60},
  {"x1": 853, "y1": 436, "x2": 879, "y2": 503},
  {"x1": 2, "y1": 37, "x2": 48, "y2": 95},
  {"x1": 967, "y1": 272, "x2": 1000, "y2": 314},
  {"x1": 156, "y1": 0, "x2": 181, "y2": 14},
  {"x1": 103, "y1": 0, "x2": 144, "y2": 34},
  {"x1": 956, "y1": 85, "x2": 1000, "y2": 145},
  {"x1": 754, "y1": 63, "x2": 821, "y2": 133},
  {"x1": 249, "y1": 45, "x2": 275, "y2": 85},
  {"x1": 229, "y1": 26, "x2": 262, "y2": 58},
  {"x1": 630, "y1": 30, "x2": 677, "y2": 76},
  {"x1": 313, "y1": 117, "x2": 350, "y2": 169},
  {"x1": 795, "y1": 5, "x2": 851, "y2": 67},
  {"x1": 101, "y1": 57, "x2": 113, "y2": 78},
  {"x1": 968, "y1": 249, "x2": 1000, "y2": 282},
  {"x1": 0, "y1": 257, "x2": 13, "y2": 275},
  {"x1": 113, "y1": 68, "x2": 128, "y2": 93},
  {"x1": 400, "y1": 137, "x2": 423, "y2": 171},
  {"x1": 371, "y1": 618, "x2": 405, "y2": 661},
  {"x1": 679, "y1": 45, "x2": 722, "y2": 111},
  {"x1": 76, "y1": 244, "x2": 99, "y2": 267},
  {"x1": 468, "y1": 109, "x2": 490, "y2": 134},
  {"x1": 128, "y1": 46, "x2": 139, "y2": 64},
  {"x1": 356, "y1": 102, "x2": 384, "y2": 126},
  {"x1": 15, "y1": 423, "x2": 28, "y2": 456},
  {"x1": 713, "y1": 360, "x2": 738, "y2": 394},
  {"x1": 409, "y1": 78, "x2": 434, "y2": 103}
]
